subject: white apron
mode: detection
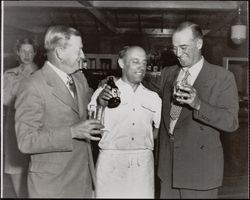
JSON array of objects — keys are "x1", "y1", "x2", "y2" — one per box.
[{"x1": 96, "y1": 149, "x2": 154, "y2": 198}]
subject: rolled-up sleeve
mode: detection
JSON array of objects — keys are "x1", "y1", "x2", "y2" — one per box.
[{"x1": 153, "y1": 94, "x2": 162, "y2": 128}]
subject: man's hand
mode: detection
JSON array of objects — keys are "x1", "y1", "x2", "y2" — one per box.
[
  {"x1": 97, "y1": 85, "x2": 113, "y2": 107},
  {"x1": 174, "y1": 84, "x2": 201, "y2": 110},
  {"x1": 71, "y1": 119, "x2": 105, "y2": 141},
  {"x1": 98, "y1": 75, "x2": 118, "y2": 87}
]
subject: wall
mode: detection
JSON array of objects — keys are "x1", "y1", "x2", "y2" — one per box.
[
  {"x1": 4, "y1": 26, "x2": 248, "y2": 70},
  {"x1": 83, "y1": 33, "x2": 248, "y2": 67}
]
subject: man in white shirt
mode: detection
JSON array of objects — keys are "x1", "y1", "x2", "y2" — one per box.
[
  {"x1": 15, "y1": 25, "x2": 103, "y2": 198},
  {"x1": 89, "y1": 46, "x2": 162, "y2": 198}
]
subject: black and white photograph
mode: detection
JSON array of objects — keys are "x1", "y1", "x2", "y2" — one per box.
[{"x1": 1, "y1": 1, "x2": 249, "y2": 198}]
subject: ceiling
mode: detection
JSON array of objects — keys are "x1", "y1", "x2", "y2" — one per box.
[{"x1": 3, "y1": 1, "x2": 249, "y2": 38}]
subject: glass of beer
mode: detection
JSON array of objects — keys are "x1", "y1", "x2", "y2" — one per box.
[
  {"x1": 88, "y1": 105, "x2": 104, "y2": 122},
  {"x1": 173, "y1": 80, "x2": 189, "y2": 101}
]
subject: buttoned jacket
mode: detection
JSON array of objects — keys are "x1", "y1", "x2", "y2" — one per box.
[{"x1": 146, "y1": 60, "x2": 239, "y2": 190}]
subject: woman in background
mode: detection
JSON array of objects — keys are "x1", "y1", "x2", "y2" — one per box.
[{"x1": 3, "y1": 38, "x2": 39, "y2": 198}]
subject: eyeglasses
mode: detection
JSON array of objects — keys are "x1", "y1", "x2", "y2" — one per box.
[
  {"x1": 171, "y1": 37, "x2": 201, "y2": 54},
  {"x1": 170, "y1": 45, "x2": 191, "y2": 54}
]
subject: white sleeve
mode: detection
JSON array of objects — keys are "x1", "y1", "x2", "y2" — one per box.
[
  {"x1": 88, "y1": 86, "x2": 104, "y2": 109},
  {"x1": 153, "y1": 94, "x2": 162, "y2": 128}
]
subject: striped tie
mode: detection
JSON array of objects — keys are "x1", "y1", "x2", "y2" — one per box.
[
  {"x1": 67, "y1": 74, "x2": 76, "y2": 96},
  {"x1": 170, "y1": 70, "x2": 190, "y2": 120}
]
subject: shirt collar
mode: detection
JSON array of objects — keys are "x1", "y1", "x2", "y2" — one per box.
[
  {"x1": 116, "y1": 78, "x2": 143, "y2": 92},
  {"x1": 46, "y1": 61, "x2": 69, "y2": 85},
  {"x1": 182, "y1": 56, "x2": 204, "y2": 76}
]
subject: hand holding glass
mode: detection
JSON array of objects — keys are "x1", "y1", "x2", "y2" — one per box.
[{"x1": 173, "y1": 81, "x2": 190, "y2": 101}]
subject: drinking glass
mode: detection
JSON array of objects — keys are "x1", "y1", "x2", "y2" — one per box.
[
  {"x1": 173, "y1": 80, "x2": 189, "y2": 101},
  {"x1": 88, "y1": 105, "x2": 105, "y2": 139},
  {"x1": 88, "y1": 105, "x2": 104, "y2": 122}
]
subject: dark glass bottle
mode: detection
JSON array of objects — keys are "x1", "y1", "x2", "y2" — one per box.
[{"x1": 107, "y1": 77, "x2": 121, "y2": 108}]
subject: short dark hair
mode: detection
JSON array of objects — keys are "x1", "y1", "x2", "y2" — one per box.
[
  {"x1": 175, "y1": 21, "x2": 203, "y2": 39},
  {"x1": 44, "y1": 25, "x2": 81, "y2": 51},
  {"x1": 118, "y1": 45, "x2": 145, "y2": 59},
  {"x1": 14, "y1": 38, "x2": 39, "y2": 53},
  {"x1": 118, "y1": 46, "x2": 131, "y2": 59}
]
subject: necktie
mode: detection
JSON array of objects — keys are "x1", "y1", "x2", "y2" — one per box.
[
  {"x1": 170, "y1": 70, "x2": 190, "y2": 120},
  {"x1": 67, "y1": 74, "x2": 76, "y2": 97}
]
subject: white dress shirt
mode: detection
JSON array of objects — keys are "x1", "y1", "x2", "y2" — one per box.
[
  {"x1": 89, "y1": 78, "x2": 162, "y2": 150},
  {"x1": 169, "y1": 56, "x2": 204, "y2": 134},
  {"x1": 47, "y1": 61, "x2": 75, "y2": 98}
]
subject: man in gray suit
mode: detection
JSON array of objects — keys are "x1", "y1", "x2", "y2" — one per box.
[
  {"x1": 15, "y1": 25, "x2": 104, "y2": 198},
  {"x1": 145, "y1": 21, "x2": 239, "y2": 198}
]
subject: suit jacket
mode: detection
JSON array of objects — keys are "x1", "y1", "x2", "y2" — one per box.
[
  {"x1": 147, "y1": 60, "x2": 239, "y2": 190},
  {"x1": 15, "y1": 63, "x2": 95, "y2": 198}
]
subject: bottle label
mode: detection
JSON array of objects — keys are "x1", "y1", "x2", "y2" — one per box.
[{"x1": 111, "y1": 88, "x2": 120, "y2": 98}]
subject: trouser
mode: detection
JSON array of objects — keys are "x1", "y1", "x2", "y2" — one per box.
[
  {"x1": 160, "y1": 135, "x2": 219, "y2": 199},
  {"x1": 96, "y1": 149, "x2": 154, "y2": 198},
  {"x1": 160, "y1": 180, "x2": 219, "y2": 199}
]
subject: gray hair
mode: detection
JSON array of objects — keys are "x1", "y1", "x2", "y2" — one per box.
[
  {"x1": 174, "y1": 21, "x2": 203, "y2": 39},
  {"x1": 44, "y1": 25, "x2": 81, "y2": 51}
]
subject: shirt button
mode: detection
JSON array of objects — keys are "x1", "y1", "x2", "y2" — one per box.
[
  {"x1": 131, "y1": 137, "x2": 134, "y2": 141},
  {"x1": 132, "y1": 123, "x2": 135, "y2": 125},
  {"x1": 133, "y1": 108, "x2": 135, "y2": 111}
]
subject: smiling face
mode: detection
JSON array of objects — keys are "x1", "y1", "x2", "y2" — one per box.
[
  {"x1": 17, "y1": 44, "x2": 36, "y2": 65},
  {"x1": 57, "y1": 35, "x2": 85, "y2": 74},
  {"x1": 119, "y1": 47, "x2": 147, "y2": 86},
  {"x1": 172, "y1": 28, "x2": 202, "y2": 68}
]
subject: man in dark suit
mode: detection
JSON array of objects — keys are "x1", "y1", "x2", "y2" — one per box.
[
  {"x1": 146, "y1": 21, "x2": 239, "y2": 198},
  {"x1": 15, "y1": 25, "x2": 104, "y2": 198}
]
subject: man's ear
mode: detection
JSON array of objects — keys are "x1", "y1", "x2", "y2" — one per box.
[
  {"x1": 197, "y1": 38, "x2": 203, "y2": 50},
  {"x1": 118, "y1": 58, "x2": 125, "y2": 69},
  {"x1": 55, "y1": 47, "x2": 63, "y2": 60}
]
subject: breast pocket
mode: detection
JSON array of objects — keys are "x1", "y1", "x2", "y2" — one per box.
[
  {"x1": 140, "y1": 102, "x2": 157, "y2": 122},
  {"x1": 141, "y1": 101, "x2": 157, "y2": 113},
  {"x1": 141, "y1": 104, "x2": 156, "y2": 113}
]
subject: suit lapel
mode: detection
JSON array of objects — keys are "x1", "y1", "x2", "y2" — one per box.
[
  {"x1": 162, "y1": 66, "x2": 180, "y2": 131},
  {"x1": 72, "y1": 72, "x2": 96, "y2": 186},
  {"x1": 72, "y1": 72, "x2": 89, "y2": 118},
  {"x1": 72, "y1": 73, "x2": 84, "y2": 116},
  {"x1": 41, "y1": 63, "x2": 79, "y2": 114},
  {"x1": 193, "y1": 60, "x2": 212, "y2": 95}
]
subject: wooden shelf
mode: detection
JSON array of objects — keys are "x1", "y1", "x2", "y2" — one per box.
[{"x1": 85, "y1": 53, "x2": 118, "y2": 70}]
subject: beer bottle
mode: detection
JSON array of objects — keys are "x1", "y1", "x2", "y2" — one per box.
[{"x1": 107, "y1": 77, "x2": 121, "y2": 108}]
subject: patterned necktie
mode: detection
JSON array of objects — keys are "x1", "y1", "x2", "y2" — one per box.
[
  {"x1": 170, "y1": 70, "x2": 190, "y2": 120},
  {"x1": 67, "y1": 74, "x2": 76, "y2": 97}
]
